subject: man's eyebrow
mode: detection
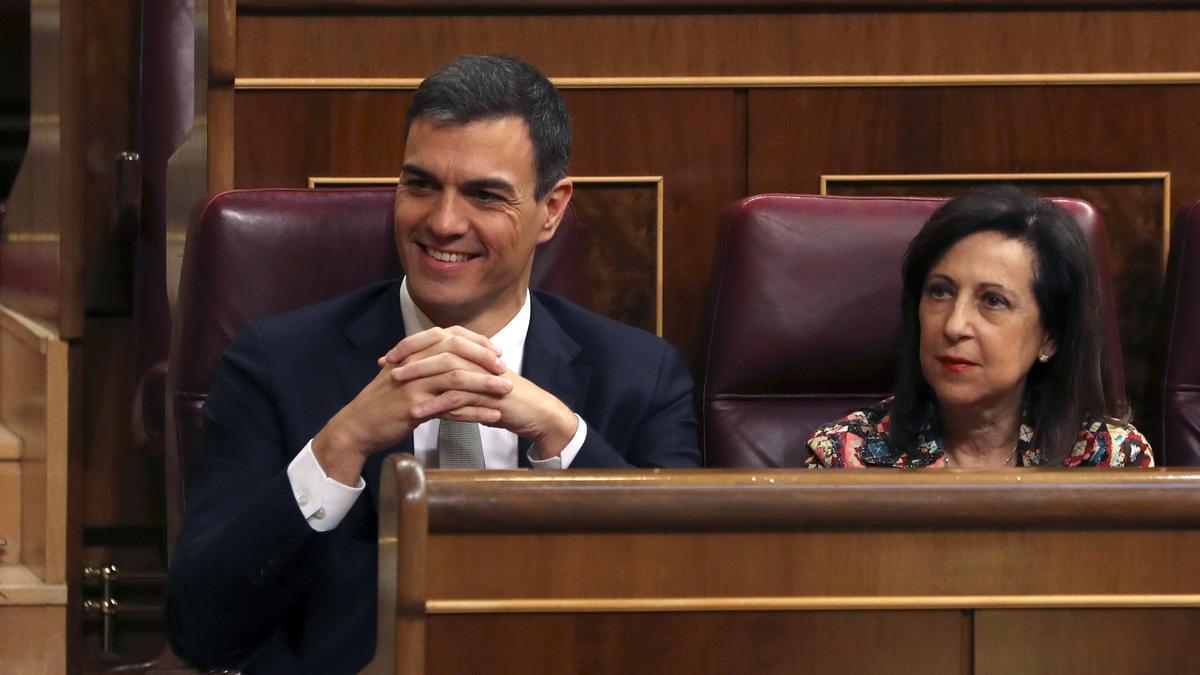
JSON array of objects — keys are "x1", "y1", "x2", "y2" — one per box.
[
  {"x1": 461, "y1": 177, "x2": 518, "y2": 197},
  {"x1": 400, "y1": 164, "x2": 437, "y2": 182}
]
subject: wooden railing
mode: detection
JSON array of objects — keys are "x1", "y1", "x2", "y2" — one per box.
[{"x1": 375, "y1": 457, "x2": 1200, "y2": 674}]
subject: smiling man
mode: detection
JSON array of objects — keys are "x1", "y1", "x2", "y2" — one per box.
[{"x1": 167, "y1": 55, "x2": 702, "y2": 674}]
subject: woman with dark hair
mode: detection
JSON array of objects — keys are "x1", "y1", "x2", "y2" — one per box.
[{"x1": 806, "y1": 187, "x2": 1152, "y2": 468}]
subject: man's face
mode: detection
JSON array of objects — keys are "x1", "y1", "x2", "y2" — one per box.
[{"x1": 394, "y1": 116, "x2": 571, "y2": 334}]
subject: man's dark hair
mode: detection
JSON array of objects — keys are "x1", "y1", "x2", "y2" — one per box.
[
  {"x1": 890, "y1": 186, "x2": 1128, "y2": 464},
  {"x1": 405, "y1": 54, "x2": 571, "y2": 201}
]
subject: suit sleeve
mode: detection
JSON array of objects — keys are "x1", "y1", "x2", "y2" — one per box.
[
  {"x1": 166, "y1": 323, "x2": 328, "y2": 668},
  {"x1": 569, "y1": 340, "x2": 702, "y2": 469}
]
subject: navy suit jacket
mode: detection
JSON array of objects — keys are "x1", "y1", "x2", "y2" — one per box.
[{"x1": 166, "y1": 280, "x2": 701, "y2": 674}]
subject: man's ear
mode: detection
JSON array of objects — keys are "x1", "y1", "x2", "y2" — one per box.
[{"x1": 537, "y1": 178, "x2": 573, "y2": 244}]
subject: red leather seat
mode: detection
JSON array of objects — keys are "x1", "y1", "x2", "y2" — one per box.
[
  {"x1": 1163, "y1": 200, "x2": 1200, "y2": 465},
  {"x1": 702, "y1": 194, "x2": 1124, "y2": 468}
]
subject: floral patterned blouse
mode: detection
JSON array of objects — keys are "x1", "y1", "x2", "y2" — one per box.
[{"x1": 805, "y1": 398, "x2": 1154, "y2": 468}]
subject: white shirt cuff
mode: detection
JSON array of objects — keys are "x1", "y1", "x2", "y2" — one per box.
[
  {"x1": 528, "y1": 414, "x2": 587, "y2": 470},
  {"x1": 286, "y1": 440, "x2": 365, "y2": 532}
]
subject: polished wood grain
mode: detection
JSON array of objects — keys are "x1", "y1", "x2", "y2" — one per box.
[
  {"x1": 209, "y1": 0, "x2": 237, "y2": 193},
  {"x1": 563, "y1": 181, "x2": 659, "y2": 333},
  {"x1": 81, "y1": 318, "x2": 158, "y2": 528},
  {"x1": 0, "y1": 606, "x2": 66, "y2": 675},
  {"x1": 377, "y1": 459, "x2": 1200, "y2": 674},
  {"x1": 235, "y1": 11, "x2": 1200, "y2": 79},
  {"x1": 423, "y1": 469, "x2": 1200, "y2": 531},
  {"x1": 1, "y1": 321, "x2": 46, "y2": 577},
  {"x1": 0, "y1": 422, "x2": 21, "y2": 460},
  {"x1": 0, "y1": 461, "x2": 21, "y2": 563},
  {"x1": 81, "y1": 0, "x2": 138, "y2": 315},
  {"x1": 975, "y1": 609, "x2": 1200, "y2": 674},
  {"x1": 426, "y1": 611, "x2": 968, "y2": 675},
  {"x1": 233, "y1": 91, "x2": 414, "y2": 187}
]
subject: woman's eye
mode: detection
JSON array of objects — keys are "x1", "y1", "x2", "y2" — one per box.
[
  {"x1": 926, "y1": 284, "x2": 952, "y2": 300},
  {"x1": 983, "y1": 292, "x2": 1010, "y2": 309}
]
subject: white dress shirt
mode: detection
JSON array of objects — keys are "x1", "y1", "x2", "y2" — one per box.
[{"x1": 287, "y1": 279, "x2": 588, "y2": 531}]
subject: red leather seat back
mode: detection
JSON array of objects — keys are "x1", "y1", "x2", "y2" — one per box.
[
  {"x1": 703, "y1": 194, "x2": 1123, "y2": 467},
  {"x1": 1164, "y1": 201, "x2": 1200, "y2": 465}
]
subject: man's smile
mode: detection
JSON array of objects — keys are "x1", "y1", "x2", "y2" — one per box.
[{"x1": 420, "y1": 244, "x2": 481, "y2": 263}]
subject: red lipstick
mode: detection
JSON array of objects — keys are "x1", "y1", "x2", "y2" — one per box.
[{"x1": 937, "y1": 356, "x2": 977, "y2": 372}]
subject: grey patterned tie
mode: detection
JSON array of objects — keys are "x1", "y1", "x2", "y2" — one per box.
[{"x1": 436, "y1": 420, "x2": 485, "y2": 469}]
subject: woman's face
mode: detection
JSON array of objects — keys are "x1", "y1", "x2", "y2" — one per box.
[{"x1": 918, "y1": 231, "x2": 1055, "y2": 414}]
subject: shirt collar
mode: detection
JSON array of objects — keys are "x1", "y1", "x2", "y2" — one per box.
[{"x1": 397, "y1": 278, "x2": 531, "y2": 376}]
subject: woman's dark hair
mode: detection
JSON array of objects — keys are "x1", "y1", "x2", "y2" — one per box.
[
  {"x1": 890, "y1": 186, "x2": 1128, "y2": 464},
  {"x1": 405, "y1": 54, "x2": 571, "y2": 201}
]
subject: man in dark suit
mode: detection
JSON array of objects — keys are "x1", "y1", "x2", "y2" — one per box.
[{"x1": 166, "y1": 55, "x2": 702, "y2": 673}]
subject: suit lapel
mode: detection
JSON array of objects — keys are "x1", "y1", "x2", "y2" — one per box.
[
  {"x1": 517, "y1": 294, "x2": 591, "y2": 468},
  {"x1": 334, "y1": 281, "x2": 414, "y2": 505}
]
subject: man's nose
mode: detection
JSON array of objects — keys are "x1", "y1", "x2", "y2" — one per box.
[{"x1": 428, "y1": 193, "x2": 470, "y2": 236}]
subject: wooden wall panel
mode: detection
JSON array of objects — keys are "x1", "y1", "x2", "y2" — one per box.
[
  {"x1": 81, "y1": 0, "x2": 138, "y2": 315},
  {"x1": 426, "y1": 610, "x2": 967, "y2": 675},
  {"x1": 566, "y1": 90, "x2": 737, "y2": 363},
  {"x1": 426, "y1": 529, "x2": 1200, "y2": 600},
  {"x1": 82, "y1": 318, "x2": 160, "y2": 528},
  {"x1": 0, "y1": 461, "x2": 20, "y2": 563},
  {"x1": 975, "y1": 609, "x2": 1200, "y2": 674},
  {"x1": 234, "y1": 91, "x2": 413, "y2": 187},
  {"x1": 234, "y1": 11, "x2": 1200, "y2": 79},
  {"x1": 568, "y1": 182, "x2": 659, "y2": 334},
  {"x1": 0, "y1": 606, "x2": 66, "y2": 675}
]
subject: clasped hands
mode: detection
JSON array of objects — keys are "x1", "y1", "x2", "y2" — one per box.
[{"x1": 313, "y1": 326, "x2": 578, "y2": 485}]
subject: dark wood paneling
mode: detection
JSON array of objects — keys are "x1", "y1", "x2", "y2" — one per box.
[
  {"x1": 976, "y1": 609, "x2": 1200, "y2": 674},
  {"x1": 566, "y1": 90, "x2": 736, "y2": 364},
  {"x1": 82, "y1": 318, "x2": 162, "y2": 528},
  {"x1": 234, "y1": 91, "x2": 414, "y2": 187},
  {"x1": 427, "y1": 611, "x2": 967, "y2": 675},
  {"x1": 749, "y1": 87, "x2": 1200, "y2": 188},
  {"x1": 565, "y1": 182, "x2": 658, "y2": 333},
  {"x1": 234, "y1": 89, "x2": 737, "y2": 367},
  {"x1": 236, "y1": 11, "x2": 1200, "y2": 78},
  {"x1": 82, "y1": 0, "x2": 139, "y2": 315}
]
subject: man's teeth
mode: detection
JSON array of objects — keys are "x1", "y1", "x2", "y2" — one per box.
[{"x1": 427, "y1": 247, "x2": 472, "y2": 262}]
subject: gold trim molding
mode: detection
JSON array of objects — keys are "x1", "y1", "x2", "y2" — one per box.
[
  {"x1": 306, "y1": 175, "x2": 666, "y2": 335},
  {"x1": 238, "y1": 73, "x2": 1200, "y2": 91},
  {"x1": 820, "y1": 171, "x2": 1172, "y2": 267},
  {"x1": 428, "y1": 593, "x2": 1200, "y2": 615}
]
